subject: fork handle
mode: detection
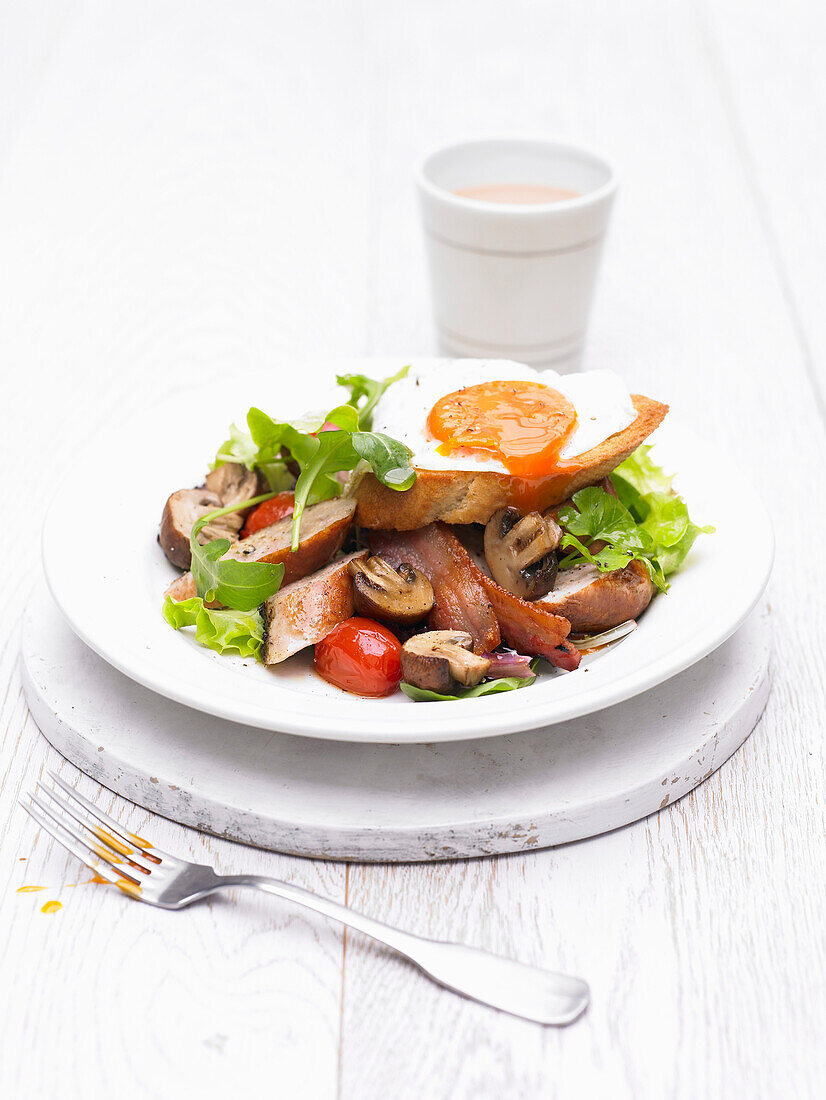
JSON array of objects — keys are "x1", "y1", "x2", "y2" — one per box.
[{"x1": 216, "y1": 874, "x2": 589, "y2": 1026}]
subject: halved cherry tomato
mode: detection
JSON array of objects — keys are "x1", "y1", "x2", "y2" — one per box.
[
  {"x1": 314, "y1": 617, "x2": 402, "y2": 698},
  {"x1": 241, "y1": 491, "x2": 295, "y2": 539}
]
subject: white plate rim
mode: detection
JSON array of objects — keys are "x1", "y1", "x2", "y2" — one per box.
[{"x1": 41, "y1": 359, "x2": 774, "y2": 743}]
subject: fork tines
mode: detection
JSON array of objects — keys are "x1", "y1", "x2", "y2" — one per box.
[{"x1": 20, "y1": 773, "x2": 157, "y2": 889}]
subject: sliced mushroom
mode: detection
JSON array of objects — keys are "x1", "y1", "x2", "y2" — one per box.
[
  {"x1": 160, "y1": 488, "x2": 243, "y2": 570},
  {"x1": 160, "y1": 463, "x2": 263, "y2": 570},
  {"x1": 401, "y1": 630, "x2": 491, "y2": 693},
  {"x1": 348, "y1": 556, "x2": 434, "y2": 625},
  {"x1": 483, "y1": 507, "x2": 561, "y2": 600},
  {"x1": 204, "y1": 463, "x2": 262, "y2": 507}
]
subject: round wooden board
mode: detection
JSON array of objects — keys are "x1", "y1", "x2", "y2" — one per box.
[{"x1": 21, "y1": 587, "x2": 771, "y2": 862}]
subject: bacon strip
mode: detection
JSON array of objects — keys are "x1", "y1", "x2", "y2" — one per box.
[
  {"x1": 369, "y1": 525, "x2": 500, "y2": 654},
  {"x1": 473, "y1": 571, "x2": 581, "y2": 671},
  {"x1": 371, "y1": 523, "x2": 580, "y2": 669}
]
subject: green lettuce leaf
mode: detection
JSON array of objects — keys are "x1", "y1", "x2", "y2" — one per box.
[
  {"x1": 555, "y1": 446, "x2": 712, "y2": 592},
  {"x1": 213, "y1": 423, "x2": 259, "y2": 470},
  {"x1": 557, "y1": 486, "x2": 651, "y2": 551},
  {"x1": 189, "y1": 495, "x2": 285, "y2": 611},
  {"x1": 162, "y1": 595, "x2": 264, "y2": 659},
  {"x1": 212, "y1": 372, "x2": 415, "y2": 551},
  {"x1": 351, "y1": 432, "x2": 416, "y2": 489},
  {"x1": 336, "y1": 364, "x2": 409, "y2": 430},
  {"x1": 557, "y1": 486, "x2": 666, "y2": 589},
  {"x1": 288, "y1": 403, "x2": 413, "y2": 550},
  {"x1": 400, "y1": 659, "x2": 540, "y2": 702},
  {"x1": 610, "y1": 445, "x2": 714, "y2": 577}
]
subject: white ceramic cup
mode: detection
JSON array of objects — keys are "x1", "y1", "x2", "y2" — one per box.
[{"x1": 417, "y1": 137, "x2": 617, "y2": 371}]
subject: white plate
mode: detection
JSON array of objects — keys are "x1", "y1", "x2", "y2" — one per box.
[{"x1": 42, "y1": 358, "x2": 773, "y2": 743}]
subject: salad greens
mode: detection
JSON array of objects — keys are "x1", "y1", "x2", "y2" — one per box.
[
  {"x1": 556, "y1": 447, "x2": 713, "y2": 591},
  {"x1": 610, "y1": 445, "x2": 714, "y2": 578},
  {"x1": 211, "y1": 367, "x2": 415, "y2": 550},
  {"x1": 189, "y1": 495, "x2": 285, "y2": 611},
  {"x1": 162, "y1": 595, "x2": 264, "y2": 659},
  {"x1": 288, "y1": 402, "x2": 414, "y2": 551},
  {"x1": 336, "y1": 364, "x2": 410, "y2": 430},
  {"x1": 400, "y1": 659, "x2": 541, "y2": 702}
]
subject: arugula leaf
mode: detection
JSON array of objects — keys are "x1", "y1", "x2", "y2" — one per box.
[
  {"x1": 610, "y1": 445, "x2": 714, "y2": 577},
  {"x1": 557, "y1": 488, "x2": 667, "y2": 592},
  {"x1": 400, "y1": 659, "x2": 540, "y2": 702},
  {"x1": 163, "y1": 595, "x2": 264, "y2": 659},
  {"x1": 555, "y1": 446, "x2": 712, "y2": 592},
  {"x1": 557, "y1": 487, "x2": 650, "y2": 551},
  {"x1": 337, "y1": 364, "x2": 409, "y2": 429},
  {"x1": 189, "y1": 494, "x2": 285, "y2": 611},
  {"x1": 351, "y1": 432, "x2": 416, "y2": 489},
  {"x1": 290, "y1": 427, "x2": 361, "y2": 550},
  {"x1": 211, "y1": 371, "x2": 415, "y2": 552},
  {"x1": 559, "y1": 532, "x2": 650, "y2": 575},
  {"x1": 288, "y1": 404, "x2": 414, "y2": 550}
]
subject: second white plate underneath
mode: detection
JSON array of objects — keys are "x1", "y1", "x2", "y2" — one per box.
[{"x1": 41, "y1": 358, "x2": 773, "y2": 743}]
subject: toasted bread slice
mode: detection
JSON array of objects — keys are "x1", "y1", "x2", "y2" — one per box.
[{"x1": 353, "y1": 394, "x2": 668, "y2": 529}]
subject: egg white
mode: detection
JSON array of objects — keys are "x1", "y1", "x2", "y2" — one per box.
[{"x1": 370, "y1": 359, "x2": 637, "y2": 474}]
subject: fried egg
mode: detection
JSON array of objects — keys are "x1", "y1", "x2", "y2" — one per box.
[{"x1": 371, "y1": 360, "x2": 637, "y2": 478}]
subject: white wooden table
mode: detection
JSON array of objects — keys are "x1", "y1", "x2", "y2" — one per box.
[{"x1": 1, "y1": 3, "x2": 824, "y2": 1097}]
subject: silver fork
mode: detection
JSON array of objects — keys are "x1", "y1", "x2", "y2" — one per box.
[{"x1": 21, "y1": 772, "x2": 589, "y2": 1026}]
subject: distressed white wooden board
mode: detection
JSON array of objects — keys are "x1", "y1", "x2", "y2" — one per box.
[
  {"x1": 0, "y1": 3, "x2": 825, "y2": 1099},
  {"x1": 22, "y1": 586, "x2": 770, "y2": 861}
]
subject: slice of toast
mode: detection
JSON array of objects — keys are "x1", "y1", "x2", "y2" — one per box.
[{"x1": 352, "y1": 394, "x2": 667, "y2": 529}]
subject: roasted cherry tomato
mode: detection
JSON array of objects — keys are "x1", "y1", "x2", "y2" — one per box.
[
  {"x1": 241, "y1": 491, "x2": 295, "y2": 539},
  {"x1": 314, "y1": 617, "x2": 402, "y2": 698}
]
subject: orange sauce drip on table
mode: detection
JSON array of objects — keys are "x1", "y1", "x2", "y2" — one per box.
[
  {"x1": 41, "y1": 900, "x2": 62, "y2": 914},
  {"x1": 16, "y1": 885, "x2": 46, "y2": 893}
]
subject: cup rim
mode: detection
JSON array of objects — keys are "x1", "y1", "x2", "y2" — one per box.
[{"x1": 417, "y1": 134, "x2": 618, "y2": 214}]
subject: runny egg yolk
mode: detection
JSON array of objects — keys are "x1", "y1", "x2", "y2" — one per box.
[{"x1": 427, "y1": 380, "x2": 579, "y2": 478}]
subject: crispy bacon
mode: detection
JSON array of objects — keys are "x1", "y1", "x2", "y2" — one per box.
[
  {"x1": 369, "y1": 524, "x2": 500, "y2": 655},
  {"x1": 371, "y1": 523, "x2": 580, "y2": 670},
  {"x1": 473, "y1": 571, "x2": 581, "y2": 671}
]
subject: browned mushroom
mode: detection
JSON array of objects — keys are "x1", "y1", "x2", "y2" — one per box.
[
  {"x1": 160, "y1": 489, "x2": 245, "y2": 570},
  {"x1": 400, "y1": 630, "x2": 491, "y2": 693},
  {"x1": 348, "y1": 556, "x2": 434, "y2": 625},
  {"x1": 160, "y1": 462, "x2": 264, "y2": 570},
  {"x1": 483, "y1": 507, "x2": 561, "y2": 600},
  {"x1": 204, "y1": 463, "x2": 262, "y2": 507}
]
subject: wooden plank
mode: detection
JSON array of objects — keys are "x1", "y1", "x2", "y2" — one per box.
[
  {"x1": 0, "y1": 1, "x2": 823, "y2": 1098},
  {"x1": 0, "y1": 2, "x2": 376, "y2": 1096},
  {"x1": 340, "y1": 1, "x2": 826, "y2": 1097},
  {"x1": 698, "y1": 0, "x2": 826, "y2": 415}
]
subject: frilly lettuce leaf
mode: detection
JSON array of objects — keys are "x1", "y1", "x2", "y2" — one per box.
[
  {"x1": 557, "y1": 447, "x2": 712, "y2": 592},
  {"x1": 163, "y1": 595, "x2": 264, "y2": 659},
  {"x1": 610, "y1": 445, "x2": 714, "y2": 577}
]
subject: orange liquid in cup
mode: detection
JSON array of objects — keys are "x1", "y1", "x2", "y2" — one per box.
[{"x1": 453, "y1": 183, "x2": 579, "y2": 204}]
